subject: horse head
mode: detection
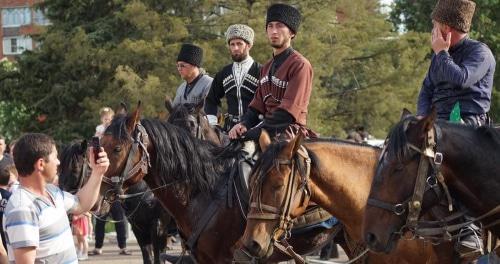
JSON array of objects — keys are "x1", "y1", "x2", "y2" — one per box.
[
  {"x1": 100, "y1": 101, "x2": 151, "y2": 204},
  {"x1": 167, "y1": 101, "x2": 224, "y2": 146},
  {"x1": 59, "y1": 139, "x2": 105, "y2": 212},
  {"x1": 364, "y1": 109, "x2": 446, "y2": 253},
  {"x1": 240, "y1": 131, "x2": 311, "y2": 260},
  {"x1": 59, "y1": 140, "x2": 89, "y2": 194}
]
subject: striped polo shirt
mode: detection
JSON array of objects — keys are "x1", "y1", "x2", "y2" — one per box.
[{"x1": 3, "y1": 184, "x2": 79, "y2": 263}]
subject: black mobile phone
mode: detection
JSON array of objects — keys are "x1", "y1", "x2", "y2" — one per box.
[{"x1": 91, "y1": 136, "x2": 100, "y2": 161}]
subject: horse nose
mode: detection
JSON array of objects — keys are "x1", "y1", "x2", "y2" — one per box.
[
  {"x1": 246, "y1": 239, "x2": 264, "y2": 257},
  {"x1": 365, "y1": 232, "x2": 379, "y2": 249}
]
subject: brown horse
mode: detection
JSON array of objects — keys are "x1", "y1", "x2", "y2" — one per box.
[
  {"x1": 240, "y1": 131, "x2": 457, "y2": 263},
  {"x1": 364, "y1": 110, "x2": 500, "y2": 254},
  {"x1": 98, "y1": 106, "x2": 340, "y2": 263}
]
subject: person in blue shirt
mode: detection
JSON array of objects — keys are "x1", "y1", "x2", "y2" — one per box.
[{"x1": 417, "y1": 0, "x2": 496, "y2": 126}]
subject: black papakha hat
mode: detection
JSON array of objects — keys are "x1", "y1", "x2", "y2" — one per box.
[
  {"x1": 266, "y1": 4, "x2": 301, "y2": 34},
  {"x1": 431, "y1": 0, "x2": 476, "y2": 33},
  {"x1": 177, "y1": 43, "x2": 203, "y2": 67}
]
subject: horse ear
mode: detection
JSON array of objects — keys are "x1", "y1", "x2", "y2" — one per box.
[
  {"x1": 283, "y1": 132, "x2": 304, "y2": 158},
  {"x1": 117, "y1": 101, "x2": 128, "y2": 115},
  {"x1": 126, "y1": 101, "x2": 142, "y2": 133},
  {"x1": 259, "y1": 129, "x2": 272, "y2": 152},
  {"x1": 194, "y1": 100, "x2": 204, "y2": 113},
  {"x1": 292, "y1": 132, "x2": 304, "y2": 154},
  {"x1": 165, "y1": 96, "x2": 173, "y2": 113},
  {"x1": 400, "y1": 108, "x2": 412, "y2": 120},
  {"x1": 420, "y1": 107, "x2": 437, "y2": 132}
]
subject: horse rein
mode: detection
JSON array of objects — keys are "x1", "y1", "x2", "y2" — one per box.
[
  {"x1": 246, "y1": 145, "x2": 311, "y2": 264},
  {"x1": 368, "y1": 123, "x2": 500, "y2": 242}
]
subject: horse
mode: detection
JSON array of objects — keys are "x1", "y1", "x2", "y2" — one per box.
[
  {"x1": 363, "y1": 110, "x2": 500, "y2": 255},
  {"x1": 98, "y1": 105, "x2": 342, "y2": 263},
  {"x1": 240, "y1": 131, "x2": 457, "y2": 263},
  {"x1": 165, "y1": 99, "x2": 226, "y2": 146},
  {"x1": 58, "y1": 140, "x2": 171, "y2": 264}
]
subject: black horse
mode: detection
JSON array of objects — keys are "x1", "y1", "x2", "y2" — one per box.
[{"x1": 58, "y1": 140, "x2": 171, "y2": 264}]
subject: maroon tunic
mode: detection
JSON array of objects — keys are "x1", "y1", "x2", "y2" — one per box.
[
  {"x1": 249, "y1": 50, "x2": 313, "y2": 126},
  {"x1": 248, "y1": 50, "x2": 316, "y2": 139}
]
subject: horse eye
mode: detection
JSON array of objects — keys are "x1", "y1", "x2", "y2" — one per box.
[
  {"x1": 114, "y1": 146, "x2": 122, "y2": 153},
  {"x1": 395, "y1": 163, "x2": 405, "y2": 172}
]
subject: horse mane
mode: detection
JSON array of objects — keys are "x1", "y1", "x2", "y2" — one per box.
[
  {"x1": 386, "y1": 116, "x2": 419, "y2": 163},
  {"x1": 106, "y1": 115, "x2": 239, "y2": 196},
  {"x1": 251, "y1": 137, "x2": 377, "y2": 194},
  {"x1": 386, "y1": 116, "x2": 500, "y2": 163}
]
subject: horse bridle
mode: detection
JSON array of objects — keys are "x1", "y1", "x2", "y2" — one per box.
[
  {"x1": 102, "y1": 122, "x2": 151, "y2": 203},
  {"x1": 367, "y1": 123, "x2": 500, "y2": 241},
  {"x1": 247, "y1": 146, "x2": 311, "y2": 243},
  {"x1": 367, "y1": 124, "x2": 456, "y2": 235}
]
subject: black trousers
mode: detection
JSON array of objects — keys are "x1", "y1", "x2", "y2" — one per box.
[
  {"x1": 462, "y1": 113, "x2": 491, "y2": 127},
  {"x1": 94, "y1": 201, "x2": 127, "y2": 249}
]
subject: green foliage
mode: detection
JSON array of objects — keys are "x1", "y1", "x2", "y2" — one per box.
[
  {"x1": 0, "y1": 101, "x2": 33, "y2": 142},
  {"x1": 5, "y1": 0, "x2": 496, "y2": 141}
]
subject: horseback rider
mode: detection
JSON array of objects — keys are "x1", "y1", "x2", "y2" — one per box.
[
  {"x1": 417, "y1": 0, "x2": 496, "y2": 126},
  {"x1": 417, "y1": 0, "x2": 496, "y2": 258},
  {"x1": 204, "y1": 24, "x2": 262, "y2": 132},
  {"x1": 172, "y1": 43, "x2": 213, "y2": 107},
  {"x1": 229, "y1": 3, "x2": 317, "y2": 141}
]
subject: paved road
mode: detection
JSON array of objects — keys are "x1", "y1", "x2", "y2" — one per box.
[{"x1": 81, "y1": 233, "x2": 348, "y2": 264}]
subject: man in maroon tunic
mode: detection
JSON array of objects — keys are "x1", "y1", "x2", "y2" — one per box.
[{"x1": 229, "y1": 3, "x2": 316, "y2": 141}]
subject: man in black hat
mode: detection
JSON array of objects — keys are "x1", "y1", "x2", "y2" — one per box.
[
  {"x1": 417, "y1": 0, "x2": 496, "y2": 126},
  {"x1": 229, "y1": 3, "x2": 316, "y2": 141},
  {"x1": 172, "y1": 43, "x2": 213, "y2": 107},
  {"x1": 204, "y1": 24, "x2": 262, "y2": 132},
  {"x1": 418, "y1": 0, "x2": 496, "y2": 257}
]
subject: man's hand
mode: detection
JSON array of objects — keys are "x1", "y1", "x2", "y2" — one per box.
[
  {"x1": 431, "y1": 26, "x2": 451, "y2": 54},
  {"x1": 228, "y1": 123, "x2": 247, "y2": 139},
  {"x1": 88, "y1": 147, "x2": 109, "y2": 176}
]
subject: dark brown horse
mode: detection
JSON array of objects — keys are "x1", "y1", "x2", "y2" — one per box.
[
  {"x1": 98, "y1": 106, "x2": 339, "y2": 263},
  {"x1": 240, "y1": 131, "x2": 457, "y2": 263},
  {"x1": 364, "y1": 111, "x2": 500, "y2": 254},
  {"x1": 165, "y1": 100, "x2": 226, "y2": 146}
]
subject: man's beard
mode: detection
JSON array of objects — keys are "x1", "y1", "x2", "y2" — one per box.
[
  {"x1": 270, "y1": 38, "x2": 287, "y2": 49},
  {"x1": 231, "y1": 53, "x2": 247, "y2": 62}
]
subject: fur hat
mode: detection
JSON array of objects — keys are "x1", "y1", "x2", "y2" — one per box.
[
  {"x1": 431, "y1": 0, "x2": 476, "y2": 33},
  {"x1": 266, "y1": 4, "x2": 301, "y2": 34},
  {"x1": 177, "y1": 43, "x2": 203, "y2": 67},
  {"x1": 226, "y1": 24, "x2": 255, "y2": 45}
]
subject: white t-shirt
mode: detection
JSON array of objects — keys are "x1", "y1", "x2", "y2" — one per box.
[{"x1": 3, "y1": 184, "x2": 79, "y2": 263}]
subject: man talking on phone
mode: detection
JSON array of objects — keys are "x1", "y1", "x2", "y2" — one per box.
[
  {"x1": 417, "y1": 0, "x2": 495, "y2": 126},
  {"x1": 3, "y1": 133, "x2": 109, "y2": 263}
]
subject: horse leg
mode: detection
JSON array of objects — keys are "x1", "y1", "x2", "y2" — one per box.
[
  {"x1": 153, "y1": 219, "x2": 169, "y2": 264},
  {"x1": 131, "y1": 224, "x2": 153, "y2": 264}
]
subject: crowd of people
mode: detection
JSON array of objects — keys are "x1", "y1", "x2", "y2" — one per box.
[{"x1": 0, "y1": 0, "x2": 496, "y2": 263}]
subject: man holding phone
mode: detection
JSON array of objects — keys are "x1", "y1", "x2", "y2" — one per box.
[
  {"x1": 417, "y1": 0, "x2": 496, "y2": 126},
  {"x1": 3, "y1": 133, "x2": 109, "y2": 263}
]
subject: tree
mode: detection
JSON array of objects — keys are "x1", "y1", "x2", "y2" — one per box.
[{"x1": 0, "y1": 0, "x2": 439, "y2": 141}]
